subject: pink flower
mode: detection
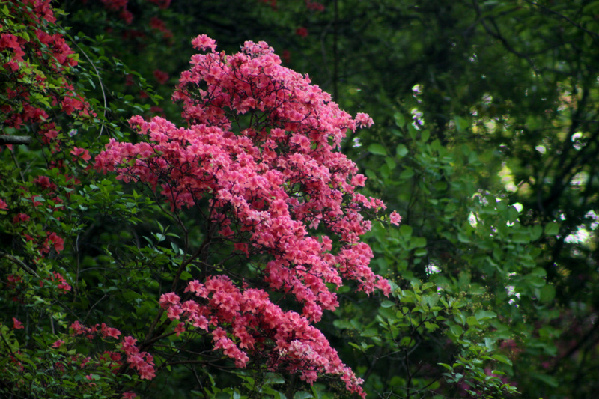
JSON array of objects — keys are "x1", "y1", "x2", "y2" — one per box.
[
  {"x1": 0, "y1": 199, "x2": 8, "y2": 210},
  {"x1": 12, "y1": 317, "x2": 24, "y2": 330},
  {"x1": 390, "y1": 211, "x2": 401, "y2": 225},
  {"x1": 122, "y1": 335, "x2": 138, "y2": 350},
  {"x1": 191, "y1": 34, "x2": 216, "y2": 52},
  {"x1": 71, "y1": 147, "x2": 91, "y2": 162},
  {"x1": 52, "y1": 340, "x2": 64, "y2": 348},
  {"x1": 159, "y1": 292, "x2": 180, "y2": 308},
  {"x1": 70, "y1": 320, "x2": 86, "y2": 335},
  {"x1": 174, "y1": 322, "x2": 186, "y2": 336},
  {"x1": 123, "y1": 392, "x2": 137, "y2": 399},
  {"x1": 100, "y1": 323, "x2": 121, "y2": 339},
  {"x1": 46, "y1": 232, "x2": 65, "y2": 252},
  {"x1": 355, "y1": 112, "x2": 374, "y2": 128}
]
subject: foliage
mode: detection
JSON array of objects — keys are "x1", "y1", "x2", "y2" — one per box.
[{"x1": 3, "y1": 0, "x2": 598, "y2": 399}]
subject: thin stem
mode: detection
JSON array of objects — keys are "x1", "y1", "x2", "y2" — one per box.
[{"x1": 0, "y1": 252, "x2": 39, "y2": 277}]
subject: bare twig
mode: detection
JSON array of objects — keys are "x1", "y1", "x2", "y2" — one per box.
[
  {"x1": 71, "y1": 40, "x2": 108, "y2": 138},
  {"x1": 0, "y1": 251, "x2": 40, "y2": 278},
  {"x1": 0, "y1": 135, "x2": 31, "y2": 145}
]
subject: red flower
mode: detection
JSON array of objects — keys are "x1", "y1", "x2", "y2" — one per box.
[
  {"x1": 12, "y1": 213, "x2": 30, "y2": 224},
  {"x1": 71, "y1": 147, "x2": 91, "y2": 162},
  {"x1": 12, "y1": 317, "x2": 24, "y2": 330},
  {"x1": 295, "y1": 27, "x2": 308, "y2": 38},
  {"x1": 46, "y1": 232, "x2": 65, "y2": 253},
  {"x1": 153, "y1": 69, "x2": 169, "y2": 85}
]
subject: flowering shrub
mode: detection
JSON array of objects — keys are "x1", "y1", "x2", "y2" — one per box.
[
  {"x1": 95, "y1": 35, "x2": 398, "y2": 396},
  {"x1": 1, "y1": 0, "x2": 401, "y2": 396},
  {"x1": 0, "y1": 1, "x2": 146, "y2": 397}
]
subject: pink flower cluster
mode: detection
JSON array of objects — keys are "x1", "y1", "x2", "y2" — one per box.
[
  {"x1": 69, "y1": 321, "x2": 155, "y2": 380},
  {"x1": 159, "y1": 276, "x2": 365, "y2": 396},
  {"x1": 70, "y1": 320, "x2": 122, "y2": 340},
  {"x1": 121, "y1": 336, "x2": 156, "y2": 380},
  {"x1": 95, "y1": 35, "x2": 397, "y2": 395},
  {"x1": 48, "y1": 271, "x2": 71, "y2": 293},
  {"x1": 1, "y1": 0, "x2": 95, "y2": 150}
]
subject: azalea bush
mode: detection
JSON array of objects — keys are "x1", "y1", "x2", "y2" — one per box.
[
  {"x1": 0, "y1": 1, "x2": 398, "y2": 396},
  {"x1": 93, "y1": 33, "x2": 399, "y2": 397}
]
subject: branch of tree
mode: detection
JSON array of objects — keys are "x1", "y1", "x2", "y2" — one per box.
[
  {"x1": 0, "y1": 135, "x2": 31, "y2": 145},
  {"x1": 0, "y1": 251, "x2": 39, "y2": 278}
]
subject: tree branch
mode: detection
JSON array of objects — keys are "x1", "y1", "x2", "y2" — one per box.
[
  {"x1": 0, "y1": 251, "x2": 39, "y2": 278},
  {"x1": 0, "y1": 135, "x2": 31, "y2": 145}
]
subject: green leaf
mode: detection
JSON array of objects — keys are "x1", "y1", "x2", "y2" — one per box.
[
  {"x1": 410, "y1": 237, "x2": 427, "y2": 248},
  {"x1": 539, "y1": 284, "x2": 556, "y2": 303},
  {"x1": 475, "y1": 310, "x2": 497, "y2": 321},
  {"x1": 396, "y1": 144, "x2": 408, "y2": 157},
  {"x1": 492, "y1": 354, "x2": 512, "y2": 365},
  {"x1": 368, "y1": 143, "x2": 387, "y2": 156},
  {"x1": 531, "y1": 372, "x2": 559, "y2": 387},
  {"x1": 380, "y1": 300, "x2": 395, "y2": 308},
  {"x1": 544, "y1": 222, "x2": 559, "y2": 236}
]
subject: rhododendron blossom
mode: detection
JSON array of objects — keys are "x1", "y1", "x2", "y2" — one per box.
[
  {"x1": 95, "y1": 35, "x2": 398, "y2": 396},
  {"x1": 12, "y1": 317, "x2": 24, "y2": 330}
]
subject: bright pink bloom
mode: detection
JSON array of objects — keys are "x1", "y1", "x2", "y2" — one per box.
[
  {"x1": 52, "y1": 340, "x2": 64, "y2": 348},
  {"x1": 100, "y1": 323, "x2": 122, "y2": 339},
  {"x1": 70, "y1": 320, "x2": 86, "y2": 335},
  {"x1": 355, "y1": 112, "x2": 374, "y2": 128},
  {"x1": 13, "y1": 318, "x2": 24, "y2": 330},
  {"x1": 191, "y1": 34, "x2": 216, "y2": 52},
  {"x1": 390, "y1": 211, "x2": 401, "y2": 225}
]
